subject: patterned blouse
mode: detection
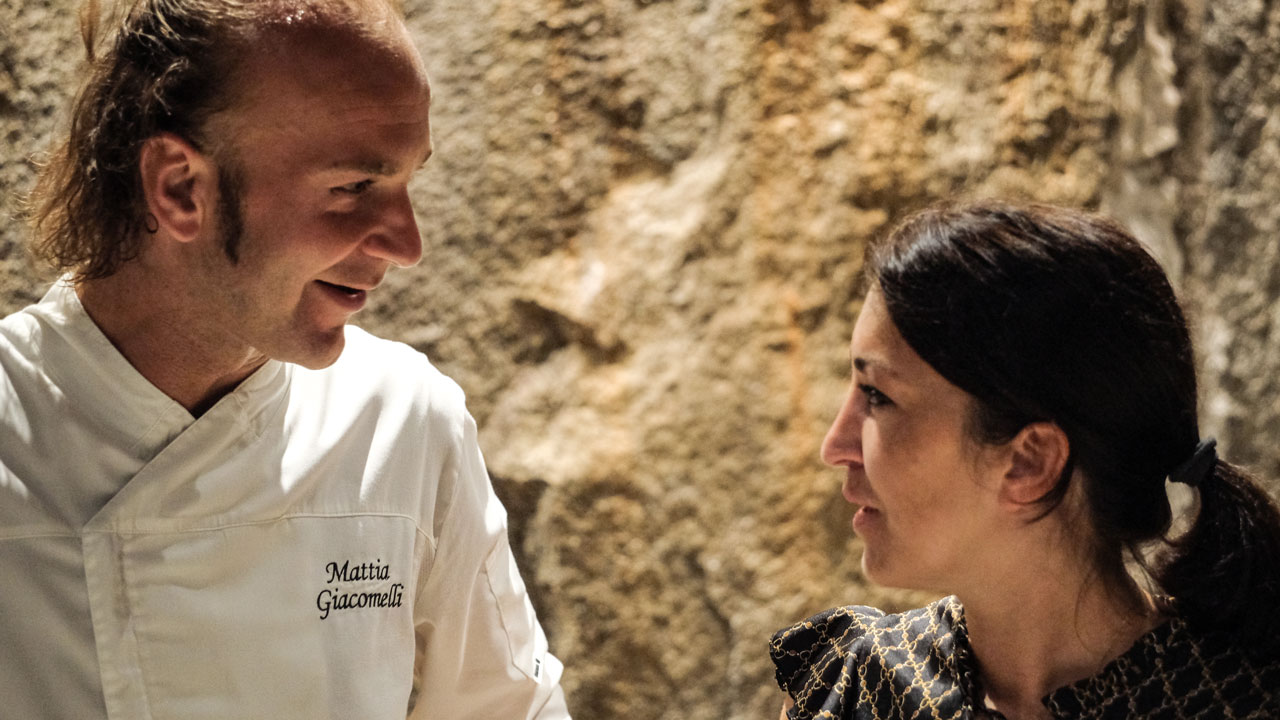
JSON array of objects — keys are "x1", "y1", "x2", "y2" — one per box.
[{"x1": 770, "y1": 597, "x2": 1280, "y2": 719}]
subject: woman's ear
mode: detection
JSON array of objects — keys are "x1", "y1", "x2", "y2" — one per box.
[
  {"x1": 998, "y1": 421, "x2": 1070, "y2": 508},
  {"x1": 138, "y1": 132, "x2": 217, "y2": 243}
]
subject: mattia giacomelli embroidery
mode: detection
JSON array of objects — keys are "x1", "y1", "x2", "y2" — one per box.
[{"x1": 317, "y1": 559, "x2": 405, "y2": 620}]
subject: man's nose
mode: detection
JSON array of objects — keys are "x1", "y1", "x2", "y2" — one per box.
[
  {"x1": 364, "y1": 190, "x2": 423, "y2": 267},
  {"x1": 820, "y1": 388, "x2": 864, "y2": 467}
]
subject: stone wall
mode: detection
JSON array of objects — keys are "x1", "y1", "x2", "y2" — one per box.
[{"x1": 2, "y1": 1, "x2": 1277, "y2": 718}]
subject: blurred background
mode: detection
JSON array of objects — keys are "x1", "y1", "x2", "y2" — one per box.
[{"x1": 3, "y1": 0, "x2": 1279, "y2": 717}]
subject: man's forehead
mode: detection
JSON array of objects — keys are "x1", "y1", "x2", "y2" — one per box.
[
  {"x1": 252, "y1": 0, "x2": 404, "y2": 29},
  {"x1": 255, "y1": 5, "x2": 418, "y2": 65},
  {"x1": 203, "y1": 4, "x2": 430, "y2": 167},
  {"x1": 228, "y1": 8, "x2": 428, "y2": 109}
]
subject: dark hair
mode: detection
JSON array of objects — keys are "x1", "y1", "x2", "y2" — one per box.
[
  {"x1": 22, "y1": 0, "x2": 402, "y2": 281},
  {"x1": 868, "y1": 199, "x2": 1280, "y2": 655}
]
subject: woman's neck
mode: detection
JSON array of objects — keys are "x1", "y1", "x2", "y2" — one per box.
[{"x1": 958, "y1": 545, "x2": 1162, "y2": 719}]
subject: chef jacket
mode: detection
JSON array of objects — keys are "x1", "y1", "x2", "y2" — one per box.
[{"x1": 0, "y1": 281, "x2": 571, "y2": 719}]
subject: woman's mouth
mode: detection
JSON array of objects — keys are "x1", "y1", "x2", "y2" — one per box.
[
  {"x1": 842, "y1": 472, "x2": 881, "y2": 532},
  {"x1": 842, "y1": 473, "x2": 874, "y2": 507},
  {"x1": 852, "y1": 506, "x2": 881, "y2": 533}
]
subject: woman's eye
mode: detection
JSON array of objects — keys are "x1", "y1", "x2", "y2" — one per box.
[
  {"x1": 858, "y1": 384, "x2": 893, "y2": 408},
  {"x1": 332, "y1": 179, "x2": 374, "y2": 195}
]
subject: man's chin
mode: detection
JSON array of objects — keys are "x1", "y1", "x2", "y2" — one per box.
[{"x1": 275, "y1": 328, "x2": 347, "y2": 369}]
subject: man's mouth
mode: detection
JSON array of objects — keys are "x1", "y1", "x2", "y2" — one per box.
[
  {"x1": 316, "y1": 280, "x2": 369, "y2": 311},
  {"x1": 317, "y1": 280, "x2": 363, "y2": 295}
]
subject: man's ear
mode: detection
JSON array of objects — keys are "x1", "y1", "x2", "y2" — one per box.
[
  {"x1": 138, "y1": 132, "x2": 216, "y2": 243},
  {"x1": 998, "y1": 421, "x2": 1070, "y2": 508}
]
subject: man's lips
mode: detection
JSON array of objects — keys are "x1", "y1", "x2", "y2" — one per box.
[
  {"x1": 316, "y1": 280, "x2": 369, "y2": 310},
  {"x1": 317, "y1": 279, "x2": 377, "y2": 293}
]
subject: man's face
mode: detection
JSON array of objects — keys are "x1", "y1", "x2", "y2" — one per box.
[{"x1": 186, "y1": 15, "x2": 433, "y2": 369}]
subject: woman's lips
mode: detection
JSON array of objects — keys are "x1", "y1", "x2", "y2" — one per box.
[
  {"x1": 842, "y1": 471, "x2": 880, "y2": 533},
  {"x1": 852, "y1": 506, "x2": 881, "y2": 533},
  {"x1": 842, "y1": 472, "x2": 876, "y2": 508}
]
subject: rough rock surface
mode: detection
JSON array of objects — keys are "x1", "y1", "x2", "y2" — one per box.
[
  {"x1": 1181, "y1": 0, "x2": 1280, "y2": 488},
  {"x1": 1, "y1": 1, "x2": 1277, "y2": 718}
]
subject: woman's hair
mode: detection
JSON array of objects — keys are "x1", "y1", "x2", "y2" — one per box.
[
  {"x1": 867, "y1": 199, "x2": 1280, "y2": 654},
  {"x1": 22, "y1": 0, "x2": 402, "y2": 282}
]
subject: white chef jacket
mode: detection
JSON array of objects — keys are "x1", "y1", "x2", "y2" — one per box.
[{"x1": 0, "y1": 281, "x2": 571, "y2": 720}]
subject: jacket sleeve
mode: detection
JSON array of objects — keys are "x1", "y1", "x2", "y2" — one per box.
[{"x1": 408, "y1": 408, "x2": 571, "y2": 720}]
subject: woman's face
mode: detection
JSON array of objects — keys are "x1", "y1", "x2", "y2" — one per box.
[{"x1": 822, "y1": 287, "x2": 1003, "y2": 592}]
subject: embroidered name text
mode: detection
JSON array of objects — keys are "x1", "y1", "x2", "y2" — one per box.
[
  {"x1": 317, "y1": 583, "x2": 405, "y2": 620},
  {"x1": 326, "y1": 559, "x2": 391, "y2": 583},
  {"x1": 317, "y1": 558, "x2": 403, "y2": 620}
]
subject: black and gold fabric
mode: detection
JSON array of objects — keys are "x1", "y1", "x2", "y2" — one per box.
[{"x1": 770, "y1": 597, "x2": 1280, "y2": 719}]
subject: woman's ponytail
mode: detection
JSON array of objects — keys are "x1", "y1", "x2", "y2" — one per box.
[{"x1": 1155, "y1": 460, "x2": 1280, "y2": 657}]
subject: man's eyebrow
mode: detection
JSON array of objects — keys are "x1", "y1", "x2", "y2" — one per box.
[
  {"x1": 327, "y1": 147, "x2": 433, "y2": 177},
  {"x1": 327, "y1": 158, "x2": 399, "y2": 176}
]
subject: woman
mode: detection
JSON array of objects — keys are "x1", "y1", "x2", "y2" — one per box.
[{"x1": 771, "y1": 201, "x2": 1280, "y2": 719}]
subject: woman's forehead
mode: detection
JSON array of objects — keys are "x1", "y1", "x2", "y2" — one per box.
[
  {"x1": 851, "y1": 289, "x2": 963, "y2": 398},
  {"x1": 850, "y1": 291, "x2": 913, "y2": 373}
]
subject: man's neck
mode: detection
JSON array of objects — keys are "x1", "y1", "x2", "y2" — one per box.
[
  {"x1": 76, "y1": 265, "x2": 268, "y2": 416},
  {"x1": 957, "y1": 535, "x2": 1161, "y2": 720}
]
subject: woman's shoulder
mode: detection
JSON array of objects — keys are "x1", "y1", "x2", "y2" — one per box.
[
  {"x1": 1047, "y1": 612, "x2": 1280, "y2": 719},
  {"x1": 770, "y1": 596, "x2": 973, "y2": 719},
  {"x1": 771, "y1": 595, "x2": 963, "y2": 662}
]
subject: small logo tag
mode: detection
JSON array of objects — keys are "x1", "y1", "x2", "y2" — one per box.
[{"x1": 533, "y1": 657, "x2": 543, "y2": 681}]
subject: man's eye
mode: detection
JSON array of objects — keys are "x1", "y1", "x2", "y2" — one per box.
[
  {"x1": 332, "y1": 179, "x2": 374, "y2": 195},
  {"x1": 858, "y1": 384, "x2": 893, "y2": 408}
]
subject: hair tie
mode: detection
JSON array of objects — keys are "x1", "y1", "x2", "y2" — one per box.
[{"x1": 1170, "y1": 438, "x2": 1217, "y2": 487}]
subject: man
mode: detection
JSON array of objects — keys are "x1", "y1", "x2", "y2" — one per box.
[{"x1": 0, "y1": 1, "x2": 571, "y2": 717}]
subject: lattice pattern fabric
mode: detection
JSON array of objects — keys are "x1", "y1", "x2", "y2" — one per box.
[{"x1": 770, "y1": 597, "x2": 1280, "y2": 720}]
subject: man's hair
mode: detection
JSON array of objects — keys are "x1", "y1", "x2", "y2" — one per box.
[{"x1": 22, "y1": 0, "x2": 402, "y2": 282}]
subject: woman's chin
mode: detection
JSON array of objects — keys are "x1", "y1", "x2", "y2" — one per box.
[{"x1": 859, "y1": 542, "x2": 911, "y2": 590}]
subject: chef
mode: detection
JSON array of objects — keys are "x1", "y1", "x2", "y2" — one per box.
[{"x1": 0, "y1": 1, "x2": 571, "y2": 717}]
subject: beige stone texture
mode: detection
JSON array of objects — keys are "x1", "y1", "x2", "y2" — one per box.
[{"x1": 1, "y1": 1, "x2": 1277, "y2": 718}]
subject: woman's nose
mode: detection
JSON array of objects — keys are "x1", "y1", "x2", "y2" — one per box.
[{"x1": 820, "y1": 388, "x2": 864, "y2": 467}]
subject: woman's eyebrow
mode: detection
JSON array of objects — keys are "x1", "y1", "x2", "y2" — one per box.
[{"x1": 853, "y1": 355, "x2": 900, "y2": 379}]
